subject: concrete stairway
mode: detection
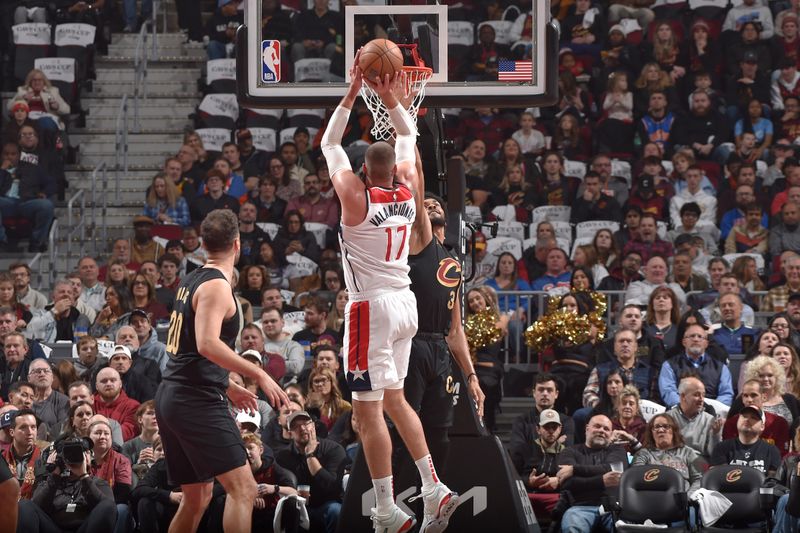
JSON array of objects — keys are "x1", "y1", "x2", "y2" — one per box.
[
  {"x1": 495, "y1": 396, "x2": 536, "y2": 446},
  {"x1": 61, "y1": 30, "x2": 205, "y2": 273}
]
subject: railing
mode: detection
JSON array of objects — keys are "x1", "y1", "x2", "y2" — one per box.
[
  {"x1": 151, "y1": 0, "x2": 165, "y2": 60},
  {"x1": 133, "y1": 23, "x2": 148, "y2": 132},
  {"x1": 113, "y1": 94, "x2": 128, "y2": 203},
  {"x1": 28, "y1": 219, "x2": 58, "y2": 290},
  {"x1": 66, "y1": 188, "x2": 86, "y2": 258},
  {"x1": 90, "y1": 163, "x2": 108, "y2": 253}
]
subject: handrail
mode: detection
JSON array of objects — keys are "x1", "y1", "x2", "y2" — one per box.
[
  {"x1": 114, "y1": 94, "x2": 128, "y2": 204},
  {"x1": 133, "y1": 22, "x2": 148, "y2": 132},
  {"x1": 151, "y1": 0, "x2": 162, "y2": 60},
  {"x1": 28, "y1": 219, "x2": 58, "y2": 290},
  {"x1": 91, "y1": 162, "x2": 108, "y2": 254},
  {"x1": 66, "y1": 188, "x2": 86, "y2": 258}
]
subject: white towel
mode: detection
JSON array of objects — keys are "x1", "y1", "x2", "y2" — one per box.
[
  {"x1": 614, "y1": 519, "x2": 669, "y2": 529},
  {"x1": 690, "y1": 488, "x2": 733, "y2": 526},
  {"x1": 273, "y1": 495, "x2": 310, "y2": 533}
]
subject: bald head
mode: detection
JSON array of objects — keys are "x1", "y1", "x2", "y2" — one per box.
[
  {"x1": 364, "y1": 141, "x2": 396, "y2": 181},
  {"x1": 96, "y1": 367, "x2": 122, "y2": 402}
]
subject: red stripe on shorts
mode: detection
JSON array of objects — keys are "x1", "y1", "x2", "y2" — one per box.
[{"x1": 348, "y1": 301, "x2": 370, "y2": 373}]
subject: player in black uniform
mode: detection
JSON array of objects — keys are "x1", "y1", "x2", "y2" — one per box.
[
  {"x1": 405, "y1": 166, "x2": 485, "y2": 469},
  {"x1": 154, "y1": 209, "x2": 287, "y2": 533},
  {"x1": 0, "y1": 453, "x2": 19, "y2": 533}
]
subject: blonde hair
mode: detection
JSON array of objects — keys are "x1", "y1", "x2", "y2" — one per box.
[
  {"x1": 607, "y1": 71, "x2": 628, "y2": 93},
  {"x1": 24, "y1": 69, "x2": 53, "y2": 90},
  {"x1": 146, "y1": 173, "x2": 180, "y2": 209},
  {"x1": 635, "y1": 62, "x2": 674, "y2": 90},
  {"x1": 307, "y1": 367, "x2": 350, "y2": 421},
  {"x1": 498, "y1": 164, "x2": 531, "y2": 193},
  {"x1": 744, "y1": 355, "x2": 787, "y2": 396}
]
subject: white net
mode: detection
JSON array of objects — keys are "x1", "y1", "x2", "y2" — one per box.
[{"x1": 360, "y1": 67, "x2": 433, "y2": 141}]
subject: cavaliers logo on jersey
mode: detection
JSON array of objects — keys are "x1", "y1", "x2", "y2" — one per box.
[{"x1": 436, "y1": 257, "x2": 462, "y2": 288}]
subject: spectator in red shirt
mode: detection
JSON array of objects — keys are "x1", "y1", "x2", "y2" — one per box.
[
  {"x1": 94, "y1": 367, "x2": 140, "y2": 441},
  {"x1": 286, "y1": 174, "x2": 339, "y2": 228}
]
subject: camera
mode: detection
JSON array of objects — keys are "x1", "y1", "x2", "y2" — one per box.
[{"x1": 47, "y1": 437, "x2": 93, "y2": 476}]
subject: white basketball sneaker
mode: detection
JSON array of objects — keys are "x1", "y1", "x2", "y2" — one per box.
[
  {"x1": 416, "y1": 482, "x2": 461, "y2": 533},
  {"x1": 371, "y1": 504, "x2": 416, "y2": 533}
]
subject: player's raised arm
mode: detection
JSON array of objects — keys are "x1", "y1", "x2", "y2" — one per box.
[
  {"x1": 321, "y1": 56, "x2": 366, "y2": 226},
  {"x1": 409, "y1": 146, "x2": 432, "y2": 254}
]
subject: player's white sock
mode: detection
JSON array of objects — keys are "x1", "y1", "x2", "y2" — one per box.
[
  {"x1": 415, "y1": 454, "x2": 439, "y2": 492},
  {"x1": 373, "y1": 476, "x2": 395, "y2": 516}
]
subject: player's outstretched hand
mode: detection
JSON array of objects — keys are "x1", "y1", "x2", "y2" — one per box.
[
  {"x1": 227, "y1": 379, "x2": 258, "y2": 413},
  {"x1": 348, "y1": 50, "x2": 363, "y2": 94},
  {"x1": 258, "y1": 371, "x2": 290, "y2": 409},
  {"x1": 363, "y1": 72, "x2": 401, "y2": 108}
]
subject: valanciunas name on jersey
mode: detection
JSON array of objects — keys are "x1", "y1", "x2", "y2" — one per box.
[{"x1": 368, "y1": 202, "x2": 415, "y2": 227}]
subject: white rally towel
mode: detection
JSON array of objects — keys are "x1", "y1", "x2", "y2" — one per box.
[
  {"x1": 690, "y1": 488, "x2": 733, "y2": 526},
  {"x1": 614, "y1": 519, "x2": 668, "y2": 529},
  {"x1": 273, "y1": 495, "x2": 310, "y2": 532}
]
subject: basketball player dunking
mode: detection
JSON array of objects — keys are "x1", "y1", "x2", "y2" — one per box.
[
  {"x1": 154, "y1": 210, "x2": 287, "y2": 533},
  {"x1": 321, "y1": 61, "x2": 459, "y2": 532}
]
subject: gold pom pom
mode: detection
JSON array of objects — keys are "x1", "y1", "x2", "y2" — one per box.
[{"x1": 465, "y1": 310, "x2": 502, "y2": 353}]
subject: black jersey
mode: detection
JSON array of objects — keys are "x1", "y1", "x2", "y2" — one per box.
[
  {"x1": 408, "y1": 238, "x2": 462, "y2": 335},
  {"x1": 162, "y1": 267, "x2": 242, "y2": 389}
]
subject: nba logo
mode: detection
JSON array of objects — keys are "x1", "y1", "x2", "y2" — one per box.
[{"x1": 261, "y1": 40, "x2": 281, "y2": 83}]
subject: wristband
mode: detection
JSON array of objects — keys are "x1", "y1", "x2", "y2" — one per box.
[
  {"x1": 274, "y1": 484, "x2": 280, "y2": 494},
  {"x1": 305, "y1": 451, "x2": 316, "y2": 459},
  {"x1": 466, "y1": 373, "x2": 477, "y2": 382}
]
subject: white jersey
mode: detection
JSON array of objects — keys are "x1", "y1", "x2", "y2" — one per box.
[{"x1": 339, "y1": 183, "x2": 416, "y2": 295}]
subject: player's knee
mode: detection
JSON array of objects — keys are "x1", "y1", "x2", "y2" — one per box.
[
  {"x1": 227, "y1": 475, "x2": 258, "y2": 502},
  {"x1": 182, "y1": 487, "x2": 213, "y2": 511}
]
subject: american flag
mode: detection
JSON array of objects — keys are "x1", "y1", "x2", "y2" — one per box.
[{"x1": 498, "y1": 60, "x2": 532, "y2": 82}]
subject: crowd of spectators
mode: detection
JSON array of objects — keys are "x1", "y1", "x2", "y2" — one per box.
[{"x1": 3, "y1": 0, "x2": 800, "y2": 530}]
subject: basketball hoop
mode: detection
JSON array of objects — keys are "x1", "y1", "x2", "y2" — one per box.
[{"x1": 360, "y1": 44, "x2": 433, "y2": 141}]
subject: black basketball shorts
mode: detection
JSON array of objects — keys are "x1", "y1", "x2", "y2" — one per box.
[{"x1": 405, "y1": 335, "x2": 454, "y2": 428}]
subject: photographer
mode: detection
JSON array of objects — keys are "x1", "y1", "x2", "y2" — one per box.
[{"x1": 17, "y1": 436, "x2": 117, "y2": 532}]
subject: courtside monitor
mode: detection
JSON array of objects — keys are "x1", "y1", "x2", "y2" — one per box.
[{"x1": 237, "y1": 0, "x2": 558, "y2": 109}]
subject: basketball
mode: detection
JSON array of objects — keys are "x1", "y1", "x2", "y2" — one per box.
[{"x1": 358, "y1": 39, "x2": 404, "y2": 82}]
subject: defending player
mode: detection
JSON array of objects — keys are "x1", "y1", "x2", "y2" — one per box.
[
  {"x1": 321, "y1": 60, "x2": 459, "y2": 532},
  {"x1": 406, "y1": 186, "x2": 486, "y2": 468},
  {"x1": 154, "y1": 209, "x2": 287, "y2": 533}
]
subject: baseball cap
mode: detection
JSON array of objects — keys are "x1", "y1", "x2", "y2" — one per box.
[
  {"x1": 0, "y1": 410, "x2": 19, "y2": 429},
  {"x1": 742, "y1": 51, "x2": 758, "y2": 64},
  {"x1": 539, "y1": 409, "x2": 562, "y2": 426},
  {"x1": 110, "y1": 345, "x2": 132, "y2": 360},
  {"x1": 236, "y1": 410, "x2": 261, "y2": 430},
  {"x1": 130, "y1": 309, "x2": 150, "y2": 321},
  {"x1": 286, "y1": 410, "x2": 312, "y2": 429},
  {"x1": 241, "y1": 349, "x2": 263, "y2": 364},
  {"x1": 788, "y1": 292, "x2": 800, "y2": 303},
  {"x1": 608, "y1": 24, "x2": 625, "y2": 36},
  {"x1": 236, "y1": 129, "x2": 252, "y2": 140},
  {"x1": 740, "y1": 405, "x2": 765, "y2": 423}
]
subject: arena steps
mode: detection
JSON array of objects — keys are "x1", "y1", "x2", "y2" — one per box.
[{"x1": 495, "y1": 397, "x2": 536, "y2": 445}]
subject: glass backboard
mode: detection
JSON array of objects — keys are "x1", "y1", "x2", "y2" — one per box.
[{"x1": 236, "y1": 0, "x2": 558, "y2": 109}]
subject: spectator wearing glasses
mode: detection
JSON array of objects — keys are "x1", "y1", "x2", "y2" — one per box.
[
  {"x1": 632, "y1": 414, "x2": 705, "y2": 498},
  {"x1": 763, "y1": 255, "x2": 800, "y2": 312},
  {"x1": 8, "y1": 70, "x2": 70, "y2": 131},
  {"x1": 28, "y1": 359, "x2": 68, "y2": 440},
  {"x1": 660, "y1": 324, "x2": 735, "y2": 408}
]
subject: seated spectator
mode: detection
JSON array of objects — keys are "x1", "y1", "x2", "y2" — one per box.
[
  {"x1": 121, "y1": 400, "x2": 158, "y2": 473},
  {"x1": 205, "y1": 157, "x2": 245, "y2": 200},
  {"x1": 0, "y1": 273, "x2": 32, "y2": 329},
  {"x1": 261, "y1": 308, "x2": 305, "y2": 381},
  {"x1": 280, "y1": 142, "x2": 310, "y2": 187},
  {"x1": 597, "y1": 250, "x2": 644, "y2": 292},
  {"x1": 666, "y1": 376, "x2": 723, "y2": 460},
  {"x1": 770, "y1": 201, "x2": 800, "y2": 259},
  {"x1": 668, "y1": 204, "x2": 720, "y2": 255},
  {"x1": 571, "y1": 171, "x2": 623, "y2": 224},
  {"x1": 262, "y1": 400, "x2": 303, "y2": 456},
  {"x1": 597, "y1": 71, "x2": 635, "y2": 153},
  {"x1": 510, "y1": 373, "x2": 576, "y2": 477},
  {"x1": 593, "y1": 228, "x2": 620, "y2": 270},
  {"x1": 306, "y1": 367, "x2": 351, "y2": 432},
  {"x1": 711, "y1": 293, "x2": 759, "y2": 354},
  {"x1": 126, "y1": 309, "x2": 166, "y2": 372},
  {"x1": 771, "y1": 342, "x2": 800, "y2": 398},
  {"x1": 723, "y1": 379, "x2": 791, "y2": 456},
  {"x1": 670, "y1": 250, "x2": 709, "y2": 295},
  {"x1": 89, "y1": 284, "x2": 134, "y2": 340},
  {"x1": 628, "y1": 175, "x2": 669, "y2": 222},
  {"x1": 624, "y1": 254, "x2": 686, "y2": 307},
  {"x1": 59, "y1": 400, "x2": 94, "y2": 440},
  {"x1": 7, "y1": 70, "x2": 70, "y2": 131},
  {"x1": 248, "y1": 175, "x2": 287, "y2": 224},
  {"x1": 275, "y1": 411, "x2": 346, "y2": 533},
  {"x1": 9, "y1": 263, "x2": 46, "y2": 310},
  {"x1": 490, "y1": 164, "x2": 536, "y2": 223},
  {"x1": 292, "y1": 297, "x2": 341, "y2": 357},
  {"x1": 204, "y1": 0, "x2": 243, "y2": 60},
  {"x1": 701, "y1": 273, "x2": 756, "y2": 328},
  {"x1": 725, "y1": 203, "x2": 768, "y2": 254},
  {"x1": 239, "y1": 323, "x2": 286, "y2": 384},
  {"x1": 17, "y1": 124, "x2": 60, "y2": 201},
  {"x1": 522, "y1": 409, "x2": 565, "y2": 518},
  {"x1": 16, "y1": 440, "x2": 117, "y2": 533},
  {"x1": 669, "y1": 166, "x2": 717, "y2": 228},
  {"x1": 88, "y1": 419, "x2": 133, "y2": 530},
  {"x1": 94, "y1": 367, "x2": 140, "y2": 442},
  {"x1": 466, "y1": 24, "x2": 510, "y2": 80},
  {"x1": 622, "y1": 213, "x2": 672, "y2": 263},
  {"x1": 533, "y1": 151, "x2": 579, "y2": 207},
  {"x1": 577, "y1": 154, "x2": 630, "y2": 207},
  {"x1": 237, "y1": 203, "x2": 270, "y2": 269},
  {"x1": 242, "y1": 432, "x2": 299, "y2": 531},
  {"x1": 530, "y1": 248, "x2": 570, "y2": 292},
  {"x1": 763, "y1": 255, "x2": 800, "y2": 312},
  {"x1": 76, "y1": 257, "x2": 105, "y2": 316},
  {"x1": 0, "y1": 141, "x2": 55, "y2": 252},
  {"x1": 773, "y1": 57, "x2": 800, "y2": 112},
  {"x1": 1, "y1": 409, "x2": 43, "y2": 499},
  {"x1": 113, "y1": 329, "x2": 160, "y2": 404},
  {"x1": 26, "y1": 280, "x2": 91, "y2": 343},
  {"x1": 143, "y1": 174, "x2": 190, "y2": 227},
  {"x1": 633, "y1": 63, "x2": 678, "y2": 120},
  {"x1": 659, "y1": 325, "x2": 735, "y2": 408},
  {"x1": 66, "y1": 382, "x2": 123, "y2": 447},
  {"x1": 98, "y1": 239, "x2": 140, "y2": 282},
  {"x1": 129, "y1": 216, "x2": 164, "y2": 266},
  {"x1": 641, "y1": 287, "x2": 681, "y2": 354},
  {"x1": 632, "y1": 413, "x2": 705, "y2": 498},
  {"x1": 27, "y1": 359, "x2": 68, "y2": 440},
  {"x1": 512, "y1": 111, "x2": 546, "y2": 156},
  {"x1": 555, "y1": 414, "x2": 627, "y2": 533},
  {"x1": 290, "y1": 0, "x2": 342, "y2": 63},
  {"x1": 773, "y1": 428, "x2": 800, "y2": 532},
  {"x1": 1, "y1": 333, "x2": 34, "y2": 401},
  {"x1": 272, "y1": 210, "x2": 321, "y2": 274},
  {"x1": 711, "y1": 405, "x2": 781, "y2": 476},
  {"x1": 672, "y1": 90, "x2": 731, "y2": 164},
  {"x1": 129, "y1": 274, "x2": 168, "y2": 325},
  {"x1": 155, "y1": 254, "x2": 180, "y2": 307},
  {"x1": 736, "y1": 355, "x2": 800, "y2": 428},
  {"x1": 190, "y1": 170, "x2": 240, "y2": 225}
]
